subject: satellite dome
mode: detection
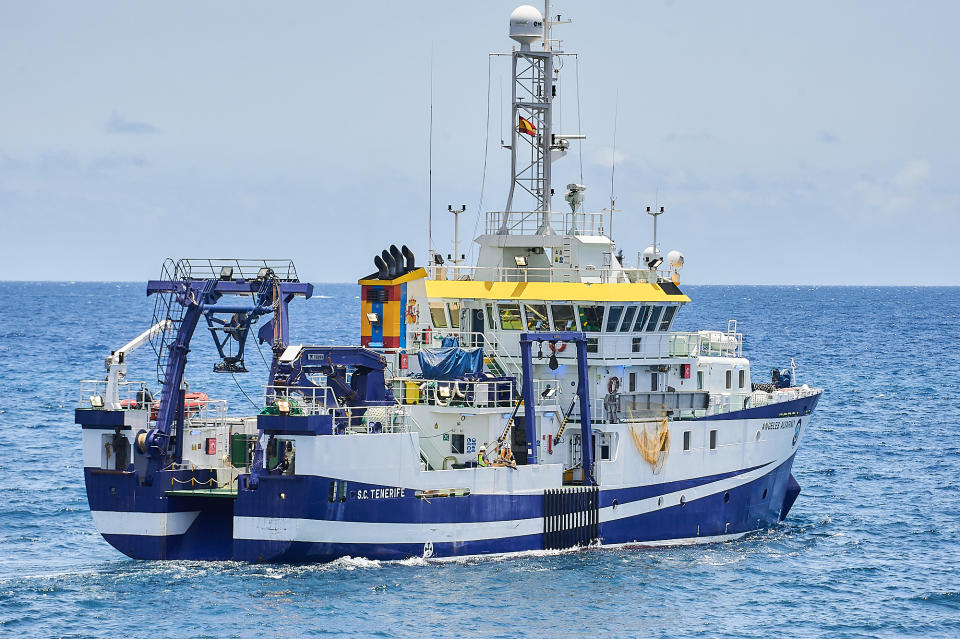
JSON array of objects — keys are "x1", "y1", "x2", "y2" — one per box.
[
  {"x1": 509, "y1": 5, "x2": 544, "y2": 47},
  {"x1": 641, "y1": 245, "x2": 660, "y2": 266},
  {"x1": 666, "y1": 250, "x2": 685, "y2": 269}
]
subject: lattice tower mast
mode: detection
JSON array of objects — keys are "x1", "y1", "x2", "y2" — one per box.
[{"x1": 502, "y1": 3, "x2": 566, "y2": 235}]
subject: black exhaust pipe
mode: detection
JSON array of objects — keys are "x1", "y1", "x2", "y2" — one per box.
[
  {"x1": 374, "y1": 255, "x2": 389, "y2": 280},
  {"x1": 382, "y1": 250, "x2": 397, "y2": 279},
  {"x1": 389, "y1": 245, "x2": 404, "y2": 274},
  {"x1": 401, "y1": 245, "x2": 415, "y2": 272}
]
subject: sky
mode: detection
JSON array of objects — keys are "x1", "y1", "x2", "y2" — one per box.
[{"x1": 1, "y1": 0, "x2": 958, "y2": 284}]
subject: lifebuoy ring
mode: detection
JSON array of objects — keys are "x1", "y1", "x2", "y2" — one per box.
[
  {"x1": 607, "y1": 376, "x2": 621, "y2": 394},
  {"x1": 549, "y1": 341, "x2": 567, "y2": 353}
]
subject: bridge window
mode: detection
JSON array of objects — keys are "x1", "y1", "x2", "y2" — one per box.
[
  {"x1": 632, "y1": 337, "x2": 642, "y2": 352},
  {"x1": 633, "y1": 306, "x2": 651, "y2": 331},
  {"x1": 524, "y1": 304, "x2": 549, "y2": 331},
  {"x1": 645, "y1": 306, "x2": 664, "y2": 332},
  {"x1": 725, "y1": 370, "x2": 732, "y2": 389},
  {"x1": 605, "y1": 306, "x2": 624, "y2": 332},
  {"x1": 498, "y1": 304, "x2": 523, "y2": 330},
  {"x1": 619, "y1": 306, "x2": 638, "y2": 332},
  {"x1": 578, "y1": 305, "x2": 604, "y2": 332},
  {"x1": 448, "y1": 302, "x2": 461, "y2": 328},
  {"x1": 550, "y1": 305, "x2": 577, "y2": 330},
  {"x1": 659, "y1": 305, "x2": 678, "y2": 331},
  {"x1": 429, "y1": 302, "x2": 448, "y2": 328}
]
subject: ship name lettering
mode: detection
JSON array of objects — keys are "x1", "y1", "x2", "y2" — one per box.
[
  {"x1": 761, "y1": 418, "x2": 800, "y2": 431},
  {"x1": 356, "y1": 487, "x2": 405, "y2": 500}
]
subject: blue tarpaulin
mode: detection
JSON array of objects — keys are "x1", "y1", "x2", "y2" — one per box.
[{"x1": 418, "y1": 347, "x2": 483, "y2": 380}]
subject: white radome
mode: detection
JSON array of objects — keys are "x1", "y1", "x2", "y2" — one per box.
[
  {"x1": 667, "y1": 250, "x2": 685, "y2": 269},
  {"x1": 641, "y1": 245, "x2": 660, "y2": 265},
  {"x1": 509, "y1": 5, "x2": 544, "y2": 46}
]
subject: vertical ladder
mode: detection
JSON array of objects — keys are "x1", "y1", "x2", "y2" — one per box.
[{"x1": 543, "y1": 486, "x2": 600, "y2": 550}]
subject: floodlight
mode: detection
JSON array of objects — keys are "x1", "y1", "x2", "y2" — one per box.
[
  {"x1": 276, "y1": 399, "x2": 290, "y2": 414},
  {"x1": 541, "y1": 385, "x2": 556, "y2": 399},
  {"x1": 438, "y1": 386, "x2": 452, "y2": 398},
  {"x1": 257, "y1": 267, "x2": 274, "y2": 280},
  {"x1": 366, "y1": 312, "x2": 380, "y2": 324},
  {"x1": 219, "y1": 266, "x2": 234, "y2": 281},
  {"x1": 514, "y1": 256, "x2": 528, "y2": 267},
  {"x1": 90, "y1": 395, "x2": 104, "y2": 408}
]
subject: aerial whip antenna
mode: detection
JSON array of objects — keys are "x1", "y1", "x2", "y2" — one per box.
[
  {"x1": 428, "y1": 44, "x2": 435, "y2": 257},
  {"x1": 608, "y1": 90, "x2": 619, "y2": 240}
]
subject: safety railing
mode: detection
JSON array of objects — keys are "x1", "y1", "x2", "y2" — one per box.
[
  {"x1": 263, "y1": 384, "x2": 337, "y2": 416},
  {"x1": 329, "y1": 406, "x2": 409, "y2": 435},
  {"x1": 78, "y1": 379, "x2": 152, "y2": 409},
  {"x1": 173, "y1": 258, "x2": 299, "y2": 282},
  {"x1": 393, "y1": 377, "x2": 517, "y2": 409},
  {"x1": 485, "y1": 211, "x2": 607, "y2": 237},
  {"x1": 426, "y1": 263, "x2": 657, "y2": 284}
]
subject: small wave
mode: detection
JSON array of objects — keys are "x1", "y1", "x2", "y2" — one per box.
[{"x1": 913, "y1": 591, "x2": 960, "y2": 610}]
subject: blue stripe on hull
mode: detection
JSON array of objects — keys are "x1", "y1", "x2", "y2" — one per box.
[
  {"x1": 600, "y1": 454, "x2": 797, "y2": 545},
  {"x1": 233, "y1": 533, "x2": 544, "y2": 563},
  {"x1": 89, "y1": 455, "x2": 801, "y2": 562}
]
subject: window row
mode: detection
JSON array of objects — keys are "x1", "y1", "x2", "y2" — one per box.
[{"x1": 428, "y1": 301, "x2": 679, "y2": 334}]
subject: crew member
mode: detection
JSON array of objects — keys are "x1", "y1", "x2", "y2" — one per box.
[
  {"x1": 476, "y1": 445, "x2": 488, "y2": 467},
  {"x1": 499, "y1": 444, "x2": 516, "y2": 468}
]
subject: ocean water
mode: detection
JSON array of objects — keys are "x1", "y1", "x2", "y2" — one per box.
[{"x1": 0, "y1": 282, "x2": 958, "y2": 638}]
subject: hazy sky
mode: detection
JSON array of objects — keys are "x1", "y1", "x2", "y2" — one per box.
[{"x1": 1, "y1": 1, "x2": 957, "y2": 284}]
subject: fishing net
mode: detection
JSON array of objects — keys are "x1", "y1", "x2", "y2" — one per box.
[{"x1": 627, "y1": 415, "x2": 670, "y2": 474}]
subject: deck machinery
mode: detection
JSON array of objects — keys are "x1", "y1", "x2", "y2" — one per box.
[{"x1": 76, "y1": 3, "x2": 822, "y2": 562}]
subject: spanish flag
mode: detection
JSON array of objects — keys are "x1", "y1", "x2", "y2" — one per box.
[{"x1": 518, "y1": 116, "x2": 537, "y2": 136}]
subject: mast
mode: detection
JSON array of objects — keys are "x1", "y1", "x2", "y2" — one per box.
[
  {"x1": 502, "y1": 3, "x2": 553, "y2": 234},
  {"x1": 501, "y1": 3, "x2": 579, "y2": 237}
]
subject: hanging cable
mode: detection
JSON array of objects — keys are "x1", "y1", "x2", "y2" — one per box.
[
  {"x1": 468, "y1": 54, "x2": 494, "y2": 264},
  {"x1": 576, "y1": 54, "x2": 584, "y2": 184},
  {"x1": 231, "y1": 371, "x2": 260, "y2": 410}
]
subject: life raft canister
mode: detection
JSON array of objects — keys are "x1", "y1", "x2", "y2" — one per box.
[{"x1": 607, "y1": 376, "x2": 621, "y2": 394}]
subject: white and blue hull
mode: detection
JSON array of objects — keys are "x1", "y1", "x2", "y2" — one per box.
[{"x1": 81, "y1": 393, "x2": 819, "y2": 562}]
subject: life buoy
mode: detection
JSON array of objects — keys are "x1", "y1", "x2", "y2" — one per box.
[
  {"x1": 143, "y1": 392, "x2": 209, "y2": 421},
  {"x1": 607, "y1": 376, "x2": 621, "y2": 394},
  {"x1": 549, "y1": 341, "x2": 567, "y2": 353}
]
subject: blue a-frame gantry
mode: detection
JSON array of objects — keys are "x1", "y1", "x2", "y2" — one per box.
[
  {"x1": 138, "y1": 267, "x2": 312, "y2": 478},
  {"x1": 519, "y1": 331, "x2": 595, "y2": 485}
]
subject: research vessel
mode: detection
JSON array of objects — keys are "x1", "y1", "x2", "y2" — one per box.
[{"x1": 76, "y1": 3, "x2": 822, "y2": 562}]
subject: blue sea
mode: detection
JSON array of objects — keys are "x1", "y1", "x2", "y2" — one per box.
[{"x1": 0, "y1": 282, "x2": 958, "y2": 638}]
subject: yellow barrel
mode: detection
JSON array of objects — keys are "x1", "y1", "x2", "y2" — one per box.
[{"x1": 404, "y1": 381, "x2": 420, "y2": 404}]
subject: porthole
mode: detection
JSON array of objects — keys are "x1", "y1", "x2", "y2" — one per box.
[
  {"x1": 679, "y1": 495, "x2": 686, "y2": 507},
  {"x1": 762, "y1": 488, "x2": 768, "y2": 500},
  {"x1": 723, "y1": 492, "x2": 730, "y2": 503},
  {"x1": 657, "y1": 496, "x2": 663, "y2": 507}
]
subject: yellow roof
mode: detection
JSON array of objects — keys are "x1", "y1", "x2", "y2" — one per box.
[
  {"x1": 358, "y1": 268, "x2": 428, "y2": 286},
  {"x1": 424, "y1": 280, "x2": 690, "y2": 303}
]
